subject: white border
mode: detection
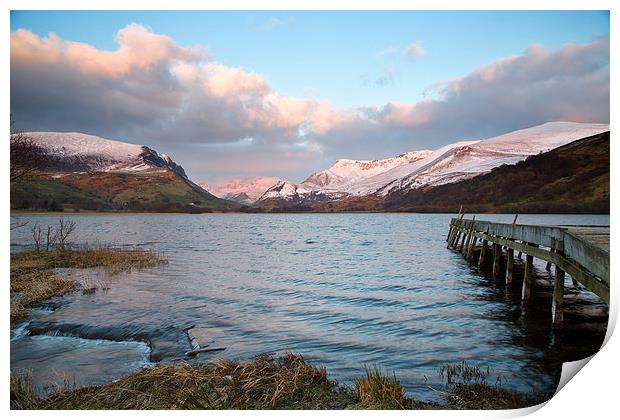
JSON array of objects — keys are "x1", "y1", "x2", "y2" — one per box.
[{"x1": 3, "y1": 1, "x2": 616, "y2": 419}]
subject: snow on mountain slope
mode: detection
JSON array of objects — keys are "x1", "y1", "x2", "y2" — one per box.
[
  {"x1": 378, "y1": 121, "x2": 610, "y2": 195},
  {"x1": 198, "y1": 177, "x2": 283, "y2": 204},
  {"x1": 17, "y1": 132, "x2": 189, "y2": 178},
  {"x1": 256, "y1": 121, "x2": 609, "y2": 204},
  {"x1": 341, "y1": 140, "x2": 479, "y2": 196},
  {"x1": 302, "y1": 150, "x2": 432, "y2": 189}
]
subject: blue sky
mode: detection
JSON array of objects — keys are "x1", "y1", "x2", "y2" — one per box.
[
  {"x1": 10, "y1": 10, "x2": 609, "y2": 108},
  {"x1": 10, "y1": 10, "x2": 610, "y2": 182}
]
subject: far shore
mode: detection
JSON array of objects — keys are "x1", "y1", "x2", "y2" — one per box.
[{"x1": 9, "y1": 209, "x2": 612, "y2": 216}]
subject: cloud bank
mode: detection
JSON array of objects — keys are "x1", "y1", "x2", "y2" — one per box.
[{"x1": 11, "y1": 24, "x2": 609, "y2": 181}]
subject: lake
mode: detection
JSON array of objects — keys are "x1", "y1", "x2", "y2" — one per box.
[{"x1": 10, "y1": 213, "x2": 609, "y2": 401}]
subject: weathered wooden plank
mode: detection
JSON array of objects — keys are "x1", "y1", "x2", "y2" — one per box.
[
  {"x1": 470, "y1": 231, "x2": 609, "y2": 304},
  {"x1": 450, "y1": 219, "x2": 610, "y2": 305},
  {"x1": 564, "y1": 231, "x2": 609, "y2": 286},
  {"x1": 451, "y1": 218, "x2": 566, "y2": 251}
]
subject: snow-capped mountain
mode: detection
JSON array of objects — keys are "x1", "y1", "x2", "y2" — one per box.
[
  {"x1": 11, "y1": 131, "x2": 238, "y2": 212},
  {"x1": 302, "y1": 150, "x2": 433, "y2": 190},
  {"x1": 257, "y1": 151, "x2": 432, "y2": 203},
  {"x1": 198, "y1": 177, "x2": 284, "y2": 204},
  {"x1": 378, "y1": 121, "x2": 610, "y2": 195},
  {"x1": 16, "y1": 132, "x2": 189, "y2": 179},
  {"x1": 256, "y1": 121, "x2": 610, "y2": 206}
]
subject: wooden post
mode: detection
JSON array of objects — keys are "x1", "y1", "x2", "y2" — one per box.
[
  {"x1": 450, "y1": 214, "x2": 465, "y2": 248},
  {"x1": 546, "y1": 247, "x2": 554, "y2": 271},
  {"x1": 459, "y1": 226, "x2": 468, "y2": 251},
  {"x1": 553, "y1": 261, "x2": 566, "y2": 328},
  {"x1": 478, "y1": 239, "x2": 488, "y2": 267},
  {"x1": 463, "y1": 217, "x2": 475, "y2": 256},
  {"x1": 522, "y1": 253, "x2": 534, "y2": 303},
  {"x1": 492, "y1": 243, "x2": 501, "y2": 277},
  {"x1": 451, "y1": 230, "x2": 461, "y2": 249},
  {"x1": 467, "y1": 235, "x2": 477, "y2": 261},
  {"x1": 448, "y1": 212, "x2": 465, "y2": 249},
  {"x1": 506, "y1": 248, "x2": 514, "y2": 286},
  {"x1": 446, "y1": 225, "x2": 453, "y2": 242}
]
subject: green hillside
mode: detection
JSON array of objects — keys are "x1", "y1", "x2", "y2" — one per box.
[{"x1": 11, "y1": 170, "x2": 239, "y2": 213}]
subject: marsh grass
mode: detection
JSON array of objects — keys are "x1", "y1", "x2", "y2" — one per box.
[
  {"x1": 354, "y1": 367, "x2": 417, "y2": 409},
  {"x1": 439, "y1": 359, "x2": 492, "y2": 385},
  {"x1": 11, "y1": 354, "x2": 542, "y2": 410},
  {"x1": 439, "y1": 360, "x2": 524, "y2": 410},
  {"x1": 10, "y1": 246, "x2": 166, "y2": 322},
  {"x1": 446, "y1": 383, "x2": 523, "y2": 410},
  {"x1": 16, "y1": 353, "x2": 353, "y2": 410}
]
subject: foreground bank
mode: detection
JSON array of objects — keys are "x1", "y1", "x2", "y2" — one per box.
[{"x1": 12, "y1": 352, "x2": 544, "y2": 410}]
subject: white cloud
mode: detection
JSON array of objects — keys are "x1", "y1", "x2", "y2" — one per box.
[
  {"x1": 11, "y1": 25, "x2": 609, "y2": 181},
  {"x1": 405, "y1": 41, "x2": 426, "y2": 60}
]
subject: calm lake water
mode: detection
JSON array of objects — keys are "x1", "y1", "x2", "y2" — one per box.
[{"x1": 10, "y1": 213, "x2": 609, "y2": 401}]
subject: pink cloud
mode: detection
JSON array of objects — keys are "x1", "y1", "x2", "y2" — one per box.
[
  {"x1": 405, "y1": 41, "x2": 426, "y2": 60},
  {"x1": 10, "y1": 25, "x2": 609, "y2": 181}
]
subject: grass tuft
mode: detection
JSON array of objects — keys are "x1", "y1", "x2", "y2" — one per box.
[
  {"x1": 10, "y1": 369, "x2": 42, "y2": 410},
  {"x1": 354, "y1": 367, "x2": 415, "y2": 409},
  {"x1": 439, "y1": 360, "x2": 524, "y2": 410}
]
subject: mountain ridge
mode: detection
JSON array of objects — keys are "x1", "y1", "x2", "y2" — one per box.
[
  {"x1": 10, "y1": 132, "x2": 238, "y2": 212},
  {"x1": 254, "y1": 121, "x2": 609, "y2": 208}
]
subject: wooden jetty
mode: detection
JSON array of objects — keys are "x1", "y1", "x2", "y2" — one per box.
[{"x1": 447, "y1": 214, "x2": 609, "y2": 327}]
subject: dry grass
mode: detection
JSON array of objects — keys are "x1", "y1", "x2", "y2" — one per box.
[
  {"x1": 19, "y1": 353, "x2": 354, "y2": 410},
  {"x1": 439, "y1": 360, "x2": 524, "y2": 410},
  {"x1": 10, "y1": 247, "x2": 166, "y2": 322},
  {"x1": 11, "y1": 354, "x2": 539, "y2": 410},
  {"x1": 10, "y1": 370, "x2": 41, "y2": 410},
  {"x1": 446, "y1": 383, "x2": 523, "y2": 410},
  {"x1": 354, "y1": 367, "x2": 418, "y2": 409}
]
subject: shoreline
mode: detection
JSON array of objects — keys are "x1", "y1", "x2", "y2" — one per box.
[
  {"x1": 10, "y1": 210, "x2": 613, "y2": 216},
  {"x1": 11, "y1": 352, "x2": 545, "y2": 410}
]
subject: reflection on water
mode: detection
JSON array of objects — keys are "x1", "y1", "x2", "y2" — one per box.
[{"x1": 10, "y1": 213, "x2": 609, "y2": 401}]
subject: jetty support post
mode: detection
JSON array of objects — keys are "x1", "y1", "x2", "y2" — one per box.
[
  {"x1": 546, "y1": 246, "x2": 555, "y2": 272},
  {"x1": 447, "y1": 225, "x2": 453, "y2": 243},
  {"x1": 459, "y1": 225, "x2": 468, "y2": 251},
  {"x1": 492, "y1": 243, "x2": 502, "y2": 278},
  {"x1": 522, "y1": 244, "x2": 538, "y2": 303},
  {"x1": 463, "y1": 217, "x2": 475, "y2": 256},
  {"x1": 450, "y1": 215, "x2": 465, "y2": 249},
  {"x1": 478, "y1": 238, "x2": 488, "y2": 267},
  {"x1": 467, "y1": 235, "x2": 476, "y2": 261},
  {"x1": 506, "y1": 247, "x2": 515, "y2": 286},
  {"x1": 552, "y1": 252, "x2": 566, "y2": 328}
]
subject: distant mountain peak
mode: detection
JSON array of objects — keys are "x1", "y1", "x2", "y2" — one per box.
[
  {"x1": 15, "y1": 131, "x2": 189, "y2": 179},
  {"x1": 255, "y1": 121, "x2": 610, "y2": 208},
  {"x1": 198, "y1": 176, "x2": 284, "y2": 204}
]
